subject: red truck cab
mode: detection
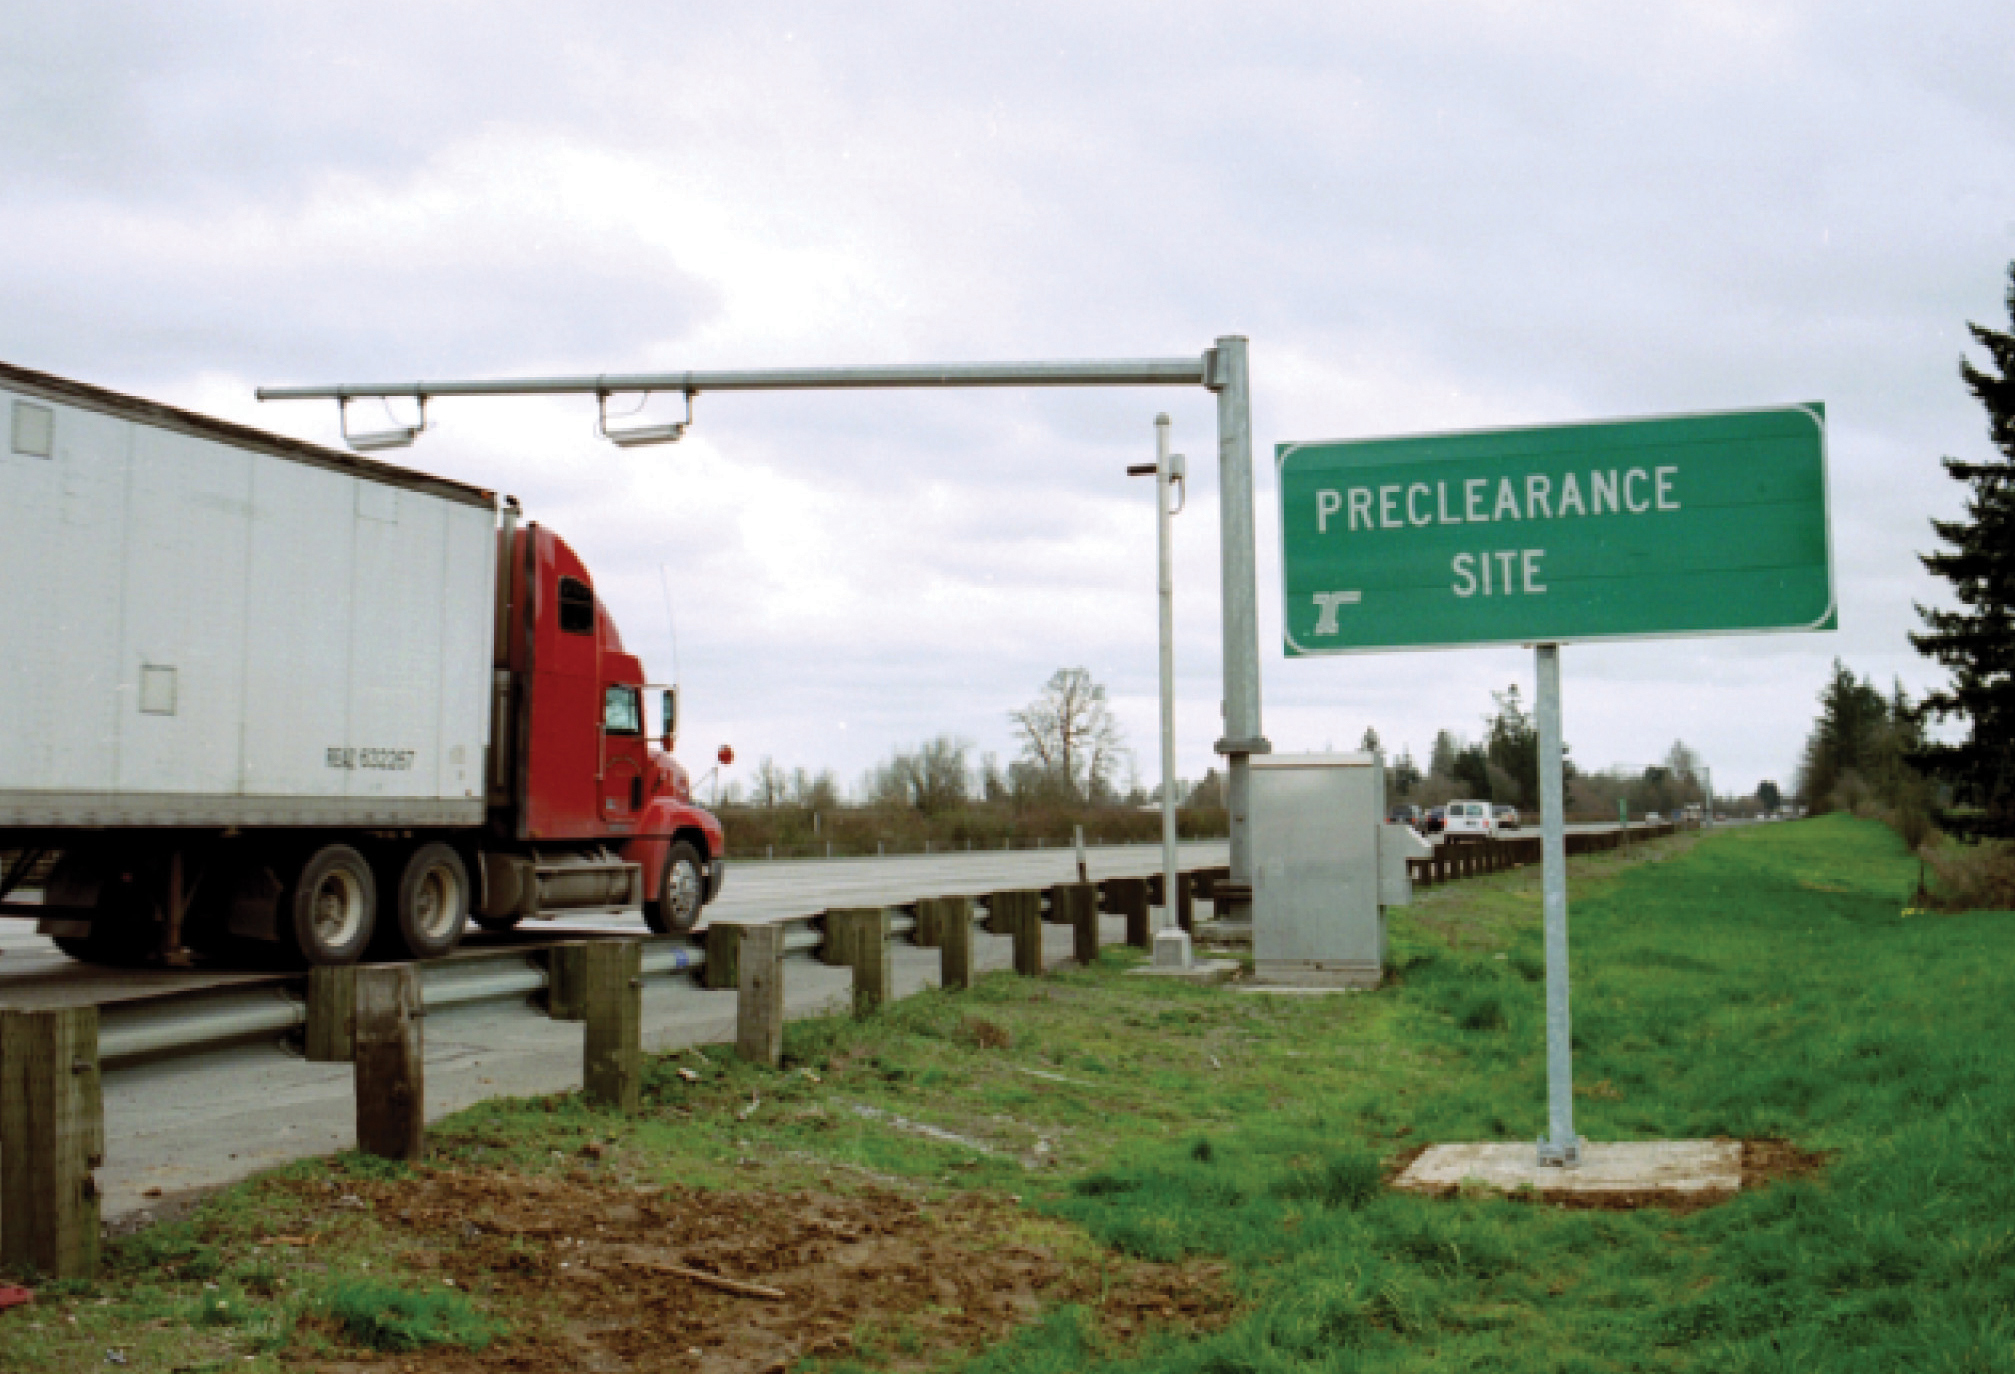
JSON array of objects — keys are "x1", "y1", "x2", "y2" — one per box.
[{"x1": 503, "y1": 525, "x2": 724, "y2": 933}]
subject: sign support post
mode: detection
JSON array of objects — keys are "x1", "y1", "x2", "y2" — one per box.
[{"x1": 1535, "y1": 643, "x2": 1578, "y2": 1166}]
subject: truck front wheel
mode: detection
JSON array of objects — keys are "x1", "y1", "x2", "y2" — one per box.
[
  {"x1": 645, "y1": 841, "x2": 706, "y2": 935},
  {"x1": 285, "y1": 844, "x2": 376, "y2": 966},
  {"x1": 386, "y1": 843, "x2": 470, "y2": 960}
]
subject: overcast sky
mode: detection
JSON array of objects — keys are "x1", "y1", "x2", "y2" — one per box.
[{"x1": 5, "y1": 2, "x2": 2012, "y2": 797}]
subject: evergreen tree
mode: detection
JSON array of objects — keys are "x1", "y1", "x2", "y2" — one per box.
[
  {"x1": 1911, "y1": 263, "x2": 2015, "y2": 835},
  {"x1": 1796, "y1": 659, "x2": 1891, "y2": 813},
  {"x1": 1390, "y1": 747, "x2": 1423, "y2": 799},
  {"x1": 1428, "y1": 730, "x2": 1461, "y2": 780}
]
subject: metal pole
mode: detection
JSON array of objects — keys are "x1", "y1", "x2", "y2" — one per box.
[
  {"x1": 1154, "y1": 415, "x2": 1180, "y2": 933},
  {"x1": 257, "y1": 358, "x2": 1208, "y2": 402},
  {"x1": 1703, "y1": 765, "x2": 1714, "y2": 827},
  {"x1": 1535, "y1": 643, "x2": 1579, "y2": 1166},
  {"x1": 1207, "y1": 337, "x2": 1267, "y2": 920}
]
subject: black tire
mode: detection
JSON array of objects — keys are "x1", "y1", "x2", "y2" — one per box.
[
  {"x1": 645, "y1": 840, "x2": 706, "y2": 935},
  {"x1": 472, "y1": 911, "x2": 525, "y2": 933},
  {"x1": 45, "y1": 853, "x2": 155, "y2": 966},
  {"x1": 284, "y1": 844, "x2": 377, "y2": 967},
  {"x1": 383, "y1": 842, "x2": 471, "y2": 960}
]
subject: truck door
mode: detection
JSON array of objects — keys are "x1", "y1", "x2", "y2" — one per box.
[
  {"x1": 599, "y1": 682, "x2": 647, "y2": 828},
  {"x1": 521, "y1": 531, "x2": 604, "y2": 838}
]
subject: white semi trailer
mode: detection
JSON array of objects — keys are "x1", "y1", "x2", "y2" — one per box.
[{"x1": 0, "y1": 362, "x2": 725, "y2": 966}]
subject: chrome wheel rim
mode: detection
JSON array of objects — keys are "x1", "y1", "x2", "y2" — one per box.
[
  {"x1": 666, "y1": 859, "x2": 702, "y2": 923},
  {"x1": 413, "y1": 861, "x2": 464, "y2": 941},
  {"x1": 311, "y1": 868, "x2": 366, "y2": 949}
]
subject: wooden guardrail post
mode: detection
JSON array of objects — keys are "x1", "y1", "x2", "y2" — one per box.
[
  {"x1": 736, "y1": 924, "x2": 785, "y2": 1065},
  {"x1": 703, "y1": 923, "x2": 743, "y2": 991},
  {"x1": 911, "y1": 899, "x2": 943, "y2": 948},
  {"x1": 937, "y1": 896, "x2": 976, "y2": 990},
  {"x1": 988, "y1": 890, "x2": 1045, "y2": 976},
  {"x1": 1049, "y1": 882, "x2": 1100, "y2": 966},
  {"x1": 305, "y1": 965, "x2": 356, "y2": 1062},
  {"x1": 1104, "y1": 877, "x2": 1150, "y2": 949},
  {"x1": 823, "y1": 908, "x2": 892, "y2": 1013},
  {"x1": 354, "y1": 966, "x2": 424, "y2": 1162},
  {"x1": 584, "y1": 940, "x2": 643, "y2": 1113},
  {"x1": 1, "y1": 1007, "x2": 102, "y2": 1280},
  {"x1": 547, "y1": 942, "x2": 589, "y2": 1020}
]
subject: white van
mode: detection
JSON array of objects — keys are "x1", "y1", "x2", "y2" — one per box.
[{"x1": 1443, "y1": 799, "x2": 1497, "y2": 840}]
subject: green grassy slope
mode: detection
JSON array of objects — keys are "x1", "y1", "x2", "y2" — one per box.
[
  {"x1": 1016, "y1": 816, "x2": 2015, "y2": 1373},
  {"x1": 8, "y1": 817, "x2": 2012, "y2": 1373}
]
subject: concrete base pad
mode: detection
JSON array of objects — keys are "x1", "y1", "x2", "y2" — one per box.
[
  {"x1": 1395, "y1": 1140, "x2": 1741, "y2": 1205},
  {"x1": 1124, "y1": 958, "x2": 1242, "y2": 984},
  {"x1": 1193, "y1": 920, "x2": 1252, "y2": 947},
  {"x1": 1251, "y1": 960, "x2": 1381, "y2": 989}
]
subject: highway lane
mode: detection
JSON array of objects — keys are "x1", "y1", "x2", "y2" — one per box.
[
  {"x1": 0, "y1": 823, "x2": 1717, "y2": 1224},
  {"x1": 0, "y1": 840, "x2": 1230, "y2": 998},
  {"x1": 90, "y1": 911, "x2": 1144, "y2": 1224},
  {"x1": 0, "y1": 823, "x2": 1691, "y2": 997}
]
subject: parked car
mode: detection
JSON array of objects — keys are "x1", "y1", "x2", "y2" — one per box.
[
  {"x1": 1388, "y1": 804, "x2": 1424, "y2": 828},
  {"x1": 1493, "y1": 805, "x2": 1521, "y2": 831},
  {"x1": 1422, "y1": 806, "x2": 1446, "y2": 835},
  {"x1": 1645, "y1": 811, "x2": 1664, "y2": 823},
  {"x1": 1443, "y1": 800, "x2": 1497, "y2": 840}
]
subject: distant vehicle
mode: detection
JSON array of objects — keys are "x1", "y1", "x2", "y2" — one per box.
[
  {"x1": 1422, "y1": 806, "x2": 1446, "y2": 835},
  {"x1": 1493, "y1": 805, "x2": 1521, "y2": 831},
  {"x1": 1645, "y1": 811, "x2": 1664, "y2": 823},
  {"x1": 1388, "y1": 804, "x2": 1423, "y2": 828},
  {"x1": 1443, "y1": 800, "x2": 1497, "y2": 840}
]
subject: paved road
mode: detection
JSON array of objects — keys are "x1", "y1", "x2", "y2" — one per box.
[
  {"x1": 0, "y1": 841, "x2": 1230, "y2": 999},
  {"x1": 0, "y1": 824, "x2": 1719, "y2": 1225},
  {"x1": 90, "y1": 911, "x2": 1157, "y2": 1224}
]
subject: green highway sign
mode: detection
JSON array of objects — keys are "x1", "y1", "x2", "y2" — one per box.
[{"x1": 1277, "y1": 405, "x2": 1834, "y2": 655}]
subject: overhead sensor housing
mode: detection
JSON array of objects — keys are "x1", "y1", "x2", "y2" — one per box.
[
  {"x1": 598, "y1": 390, "x2": 692, "y2": 447},
  {"x1": 340, "y1": 396, "x2": 428, "y2": 453}
]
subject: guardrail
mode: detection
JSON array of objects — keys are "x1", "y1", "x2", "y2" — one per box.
[
  {"x1": 3, "y1": 828, "x2": 1668, "y2": 1279},
  {"x1": 1406, "y1": 822, "x2": 1681, "y2": 886},
  {"x1": 0, "y1": 866, "x2": 1235, "y2": 1279}
]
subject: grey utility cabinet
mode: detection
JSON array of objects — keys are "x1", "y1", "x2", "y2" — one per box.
[{"x1": 1251, "y1": 752, "x2": 1432, "y2": 987}]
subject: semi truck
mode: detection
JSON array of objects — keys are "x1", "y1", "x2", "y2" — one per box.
[{"x1": 0, "y1": 361, "x2": 724, "y2": 967}]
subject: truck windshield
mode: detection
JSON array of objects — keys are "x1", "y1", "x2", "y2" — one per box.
[{"x1": 603, "y1": 686, "x2": 642, "y2": 735}]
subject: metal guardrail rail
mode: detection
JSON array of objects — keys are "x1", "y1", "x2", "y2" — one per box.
[
  {"x1": 67, "y1": 828, "x2": 1675, "y2": 1068},
  {"x1": 92, "y1": 913, "x2": 867, "y2": 1066}
]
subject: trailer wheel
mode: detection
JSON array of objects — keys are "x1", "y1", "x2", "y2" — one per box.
[
  {"x1": 285, "y1": 844, "x2": 376, "y2": 966},
  {"x1": 645, "y1": 840, "x2": 706, "y2": 935},
  {"x1": 45, "y1": 852, "x2": 155, "y2": 966},
  {"x1": 472, "y1": 912, "x2": 524, "y2": 932},
  {"x1": 388, "y1": 843, "x2": 470, "y2": 959}
]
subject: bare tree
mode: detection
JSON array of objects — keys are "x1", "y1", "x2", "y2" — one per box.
[
  {"x1": 752, "y1": 756, "x2": 789, "y2": 808},
  {"x1": 1010, "y1": 668, "x2": 1128, "y2": 801},
  {"x1": 788, "y1": 767, "x2": 840, "y2": 810},
  {"x1": 869, "y1": 737, "x2": 971, "y2": 814}
]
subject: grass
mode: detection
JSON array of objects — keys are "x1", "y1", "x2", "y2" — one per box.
[{"x1": 5, "y1": 815, "x2": 2013, "y2": 1371}]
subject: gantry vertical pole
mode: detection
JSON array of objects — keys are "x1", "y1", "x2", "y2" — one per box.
[
  {"x1": 1154, "y1": 414, "x2": 1180, "y2": 933},
  {"x1": 1208, "y1": 336, "x2": 1267, "y2": 918}
]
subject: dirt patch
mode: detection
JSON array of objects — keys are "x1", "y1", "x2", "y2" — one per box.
[
  {"x1": 285, "y1": 1166, "x2": 1232, "y2": 1372},
  {"x1": 1742, "y1": 1137, "x2": 1833, "y2": 1189}
]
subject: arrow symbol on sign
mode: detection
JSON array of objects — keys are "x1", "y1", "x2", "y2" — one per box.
[{"x1": 1311, "y1": 590, "x2": 1362, "y2": 635}]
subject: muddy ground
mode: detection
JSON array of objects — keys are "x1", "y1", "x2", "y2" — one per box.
[{"x1": 281, "y1": 1160, "x2": 1234, "y2": 1373}]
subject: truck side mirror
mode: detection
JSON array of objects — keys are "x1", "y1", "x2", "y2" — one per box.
[{"x1": 661, "y1": 688, "x2": 678, "y2": 750}]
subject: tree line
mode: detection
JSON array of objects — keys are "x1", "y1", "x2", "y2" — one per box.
[{"x1": 1369, "y1": 687, "x2": 1723, "y2": 820}]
